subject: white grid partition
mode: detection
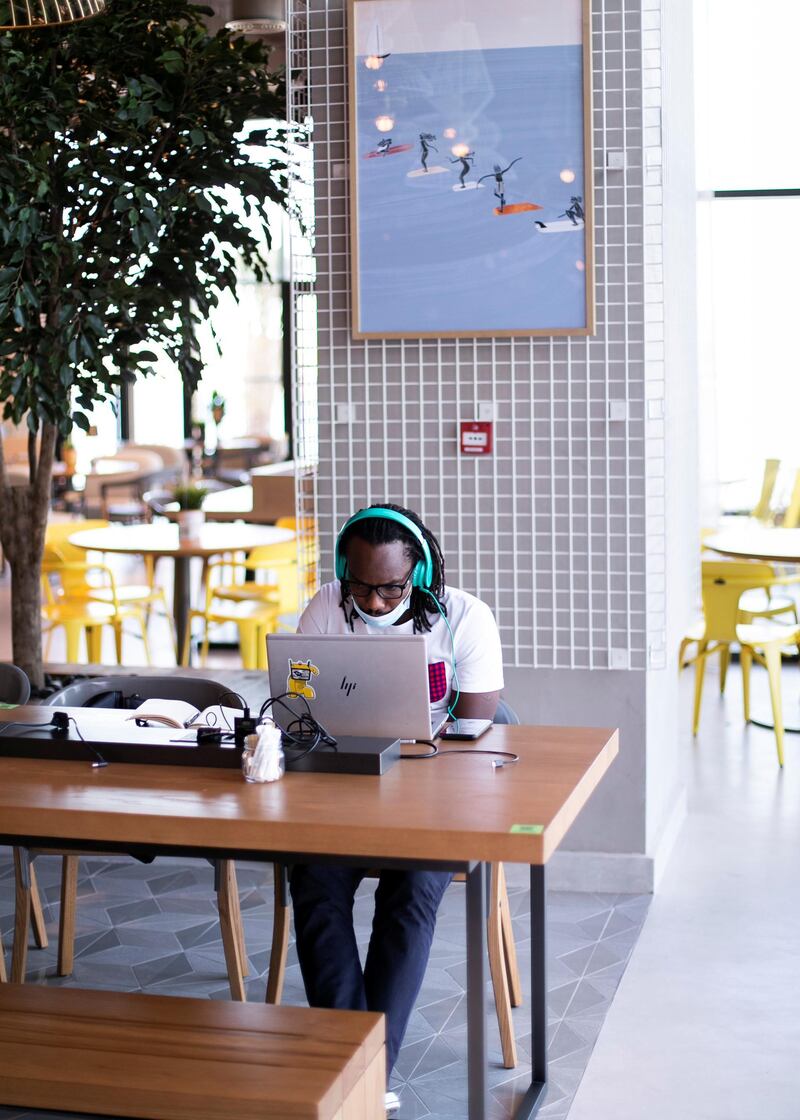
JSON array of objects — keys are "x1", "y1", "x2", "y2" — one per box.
[{"x1": 289, "y1": 0, "x2": 651, "y2": 670}]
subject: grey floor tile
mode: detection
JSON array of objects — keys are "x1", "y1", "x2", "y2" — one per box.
[{"x1": 0, "y1": 850, "x2": 649, "y2": 1120}]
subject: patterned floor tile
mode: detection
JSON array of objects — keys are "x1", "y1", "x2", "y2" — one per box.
[{"x1": 0, "y1": 851, "x2": 649, "y2": 1120}]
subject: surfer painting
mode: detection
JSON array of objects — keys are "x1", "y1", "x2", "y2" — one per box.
[
  {"x1": 376, "y1": 137, "x2": 393, "y2": 155},
  {"x1": 564, "y1": 195, "x2": 584, "y2": 224},
  {"x1": 449, "y1": 150, "x2": 476, "y2": 188},
  {"x1": 418, "y1": 133, "x2": 438, "y2": 172},
  {"x1": 477, "y1": 157, "x2": 522, "y2": 212}
]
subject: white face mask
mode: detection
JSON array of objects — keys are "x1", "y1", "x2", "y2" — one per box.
[{"x1": 352, "y1": 595, "x2": 412, "y2": 629}]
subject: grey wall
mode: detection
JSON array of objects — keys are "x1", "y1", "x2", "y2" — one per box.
[{"x1": 288, "y1": 0, "x2": 698, "y2": 887}]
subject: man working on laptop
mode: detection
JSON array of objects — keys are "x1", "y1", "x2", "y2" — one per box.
[{"x1": 290, "y1": 503, "x2": 504, "y2": 1113}]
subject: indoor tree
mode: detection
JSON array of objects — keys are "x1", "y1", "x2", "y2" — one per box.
[{"x1": 0, "y1": 0, "x2": 289, "y2": 686}]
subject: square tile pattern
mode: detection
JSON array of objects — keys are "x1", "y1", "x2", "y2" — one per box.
[{"x1": 0, "y1": 855, "x2": 648, "y2": 1120}]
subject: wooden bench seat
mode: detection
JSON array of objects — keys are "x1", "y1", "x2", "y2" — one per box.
[{"x1": 0, "y1": 985, "x2": 385, "y2": 1120}]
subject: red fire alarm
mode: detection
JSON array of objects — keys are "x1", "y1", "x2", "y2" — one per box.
[{"x1": 459, "y1": 420, "x2": 493, "y2": 456}]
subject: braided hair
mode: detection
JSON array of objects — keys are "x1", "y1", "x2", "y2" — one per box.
[{"x1": 338, "y1": 503, "x2": 446, "y2": 633}]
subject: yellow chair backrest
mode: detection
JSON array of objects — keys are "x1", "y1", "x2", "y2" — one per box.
[
  {"x1": 782, "y1": 469, "x2": 800, "y2": 529},
  {"x1": 246, "y1": 539, "x2": 300, "y2": 613},
  {"x1": 44, "y1": 519, "x2": 110, "y2": 596},
  {"x1": 701, "y1": 560, "x2": 778, "y2": 642},
  {"x1": 751, "y1": 458, "x2": 781, "y2": 522}
]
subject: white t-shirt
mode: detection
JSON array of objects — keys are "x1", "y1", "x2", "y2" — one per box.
[{"x1": 298, "y1": 581, "x2": 505, "y2": 725}]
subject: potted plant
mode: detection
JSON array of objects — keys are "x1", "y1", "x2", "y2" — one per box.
[
  {"x1": 172, "y1": 483, "x2": 207, "y2": 540},
  {"x1": 60, "y1": 438, "x2": 77, "y2": 476},
  {"x1": 210, "y1": 391, "x2": 226, "y2": 427},
  {"x1": 0, "y1": 0, "x2": 289, "y2": 686}
]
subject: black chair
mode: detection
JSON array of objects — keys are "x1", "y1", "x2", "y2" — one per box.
[
  {"x1": 44, "y1": 675, "x2": 239, "y2": 711},
  {"x1": 0, "y1": 663, "x2": 31, "y2": 705},
  {"x1": 14, "y1": 675, "x2": 249, "y2": 998}
]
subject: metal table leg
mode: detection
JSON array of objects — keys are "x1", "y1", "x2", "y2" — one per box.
[
  {"x1": 173, "y1": 555, "x2": 191, "y2": 662},
  {"x1": 466, "y1": 861, "x2": 488, "y2": 1120},
  {"x1": 512, "y1": 864, "x2": 548, "y2": 1119}
]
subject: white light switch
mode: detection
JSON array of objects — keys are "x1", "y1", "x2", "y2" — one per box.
[
  {"x1": 477, "y1": 403, "x2": 495, "y2": 421},
  {"x1": 608, "y1": 400, "x2": 629, "y2": 421},
  {"x1": 336, "y1": 403, "x2": 357, "y2": 423},
  {"x1": 607, "y1": 150, "x2": 627, "y2": 171}
]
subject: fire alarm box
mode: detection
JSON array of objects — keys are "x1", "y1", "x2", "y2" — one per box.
[{"x1": 460, "y1": 420, "x2": 493, "y2": 456}]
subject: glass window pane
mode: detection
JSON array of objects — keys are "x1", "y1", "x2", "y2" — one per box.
[
  {"x1": 706, "y1": 196, "x2": 800, "y2": 504},
  {"x1": 696, "y1": 0, "x2": 800, "y2": 189}
]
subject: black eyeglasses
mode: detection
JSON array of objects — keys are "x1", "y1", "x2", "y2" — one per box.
[{"x1": 344, "y1": 566, "x2": 415, "y2": 602}]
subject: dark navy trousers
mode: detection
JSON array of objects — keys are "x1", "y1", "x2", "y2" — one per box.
[{"x1": 289, "y1": 863, "x2": 454, "y2": 1076}]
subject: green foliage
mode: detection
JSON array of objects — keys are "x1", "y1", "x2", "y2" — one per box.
[
  {"x1": 0, "y1": 0, "x2": 289, "y2": 439},
  {"x1": 172, "y1": 482, "x2": 206, "y2": 509}
]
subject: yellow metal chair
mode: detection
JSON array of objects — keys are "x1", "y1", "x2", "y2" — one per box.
[
  {"x1": 780, "y1": 469, "x2": 800, "y2": 529},
  {"x1": 42, "y1": 563, "x2": 152, "y2": 664},
  {"x1": 181, "y1": 566, "x2": 280, "y2": 670},
  {"x1": 207, "y1": 539, "x2": 299, "y2": 620},
  {"x1": 751, "y1": 458, "x2": 781, "y2": 523},
  {"x1": 44, "y1": 521, "x2": 176, "y2": 657},
  {"x1": 679, "y1": 560, "x2": 800, "y2": 765}
]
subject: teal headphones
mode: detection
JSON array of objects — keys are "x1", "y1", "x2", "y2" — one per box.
[{"x1": 334, "y1": 507, "x2": 434, "y2": 590}]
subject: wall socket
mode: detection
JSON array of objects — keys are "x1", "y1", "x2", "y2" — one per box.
[
  {"x1": 607, "y1": 150, "x2": 627, "y2": 170},
  {"x1": 609, "y1": 648, "x2": 630, "y2": 670},
  {"x1": 335, "y1": 403, "x2": 357, "y2": 423},
  {"x1": 477, "y1": 402, "x2": 495, "y2": 421},
  {"x1": 608, "y1": 400, "x2": 629, "y2": 422}
]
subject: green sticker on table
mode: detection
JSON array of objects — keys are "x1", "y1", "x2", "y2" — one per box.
[{"x1": 510, "y1": 824, "x2": 543, "y2": 835}]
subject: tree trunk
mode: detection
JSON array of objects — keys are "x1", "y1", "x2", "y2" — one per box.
[{"x1": 0, "y1": 424, "x2": 57, "y2": 689}]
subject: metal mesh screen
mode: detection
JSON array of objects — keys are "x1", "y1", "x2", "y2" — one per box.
[{"x1": 289, "y1": 0, "x2": 659, "y2": 670}]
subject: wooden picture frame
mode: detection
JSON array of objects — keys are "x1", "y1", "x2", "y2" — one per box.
[{"x1": 348, "y1": 0, "x2": 595, "y2": 339}]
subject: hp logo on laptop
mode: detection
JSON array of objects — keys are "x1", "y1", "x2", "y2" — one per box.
[{"x1": 340, "y1": 677, "x2": 357, "y2": 697}]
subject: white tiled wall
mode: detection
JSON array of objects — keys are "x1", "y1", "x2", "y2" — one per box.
[{"x1": 290, "y1": 0, "x2": 665, "y2": 671}]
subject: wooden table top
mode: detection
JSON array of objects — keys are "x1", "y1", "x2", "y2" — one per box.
[
  {"x1": 0, "y1": 710, "x2": 617, "y2": 865},
  {"x1": 705, "y1": 527, "x2": 800, "y2": 564},
  {"x1": 68, "y1": 522, "x2": 293, "y2": 558}
]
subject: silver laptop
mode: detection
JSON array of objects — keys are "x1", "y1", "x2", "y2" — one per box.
[{"x1": 266, "y1": 633, "x2": 443, "y2": 740}]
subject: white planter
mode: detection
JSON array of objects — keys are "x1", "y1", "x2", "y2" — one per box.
[{"x1": 177, "y1": 509, "x2": 205, "y2": 540}]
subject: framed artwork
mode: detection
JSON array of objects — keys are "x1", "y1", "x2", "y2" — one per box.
[{"x1": 348, "y1": 0, "x2": 594, "y2": 339}]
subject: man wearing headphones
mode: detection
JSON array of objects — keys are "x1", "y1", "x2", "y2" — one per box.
[{"x1": 290, "y1": 503, "x2": 504, "y2": 1113}]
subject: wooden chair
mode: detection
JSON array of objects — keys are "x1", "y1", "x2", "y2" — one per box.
[
  {"x1": 13, "y1": 677, "x2": 250, "y2": 998},
  {"x1": 265, "y1": 862, "x2": 523, "y2": 1069},
  {"x1": 265, "y1": 698, "x2": 525, "y2": 1069}
]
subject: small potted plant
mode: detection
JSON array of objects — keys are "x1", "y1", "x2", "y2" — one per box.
[
  {"x1": 172, "y1": 483, "x2": 207, "y2": 540},
  {"x1": 60, "y1": 436, "x2": 78, "y2": 475},
  {"x1": 210, "y1": 390, "x2": 226, "y2": 427}
]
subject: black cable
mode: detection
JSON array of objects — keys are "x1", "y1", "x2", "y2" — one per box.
[
  {"x1": 257, "y1": 691, "x2": 338, "y2": 761},
  {"x1": 0, "y1": 714, "x2": 108, "y2": 767},
  {"x1": 0, "y1": 718, "x2": 59, "y2": 736},
  {"x1": 401, "y1": 742, "x2": 520, "y2": 764},
  {"x1": 68, "y1": 715, "x2": 108, "y2": 768},
  {"x1": 400, "y1": 739, "x2": 438, "y2": 759}
]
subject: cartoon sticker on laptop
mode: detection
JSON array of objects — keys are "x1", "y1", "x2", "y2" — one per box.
[{"x1": 287, "y1": 658, "x2": 320, "y2": 700}]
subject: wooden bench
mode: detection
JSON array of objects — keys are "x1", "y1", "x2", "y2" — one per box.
[{"x1": 0, "y1": 985, "x2": 385, "y2": 1120}]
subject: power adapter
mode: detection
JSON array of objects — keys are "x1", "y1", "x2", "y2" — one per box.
[
  {"x1": 51, "y1": 711, "x2": 70, "y2": 735},
  {"x1": 234, "y1": 714, "x2": 259, "y2": 749},
  {"x1": 197, "y1": 727, "x2": 223, "y2": 745}
]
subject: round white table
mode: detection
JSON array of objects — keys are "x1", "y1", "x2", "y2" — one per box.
[{"x1": 69, "y1": 522, "x2": 294, "y2": 658}]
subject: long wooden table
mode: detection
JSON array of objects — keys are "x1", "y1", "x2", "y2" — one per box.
[{"x1": 0, "y1": 710, "x2": 618, "y2": 1120}]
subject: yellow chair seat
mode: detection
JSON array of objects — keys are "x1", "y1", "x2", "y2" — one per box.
[
  {"x1": 735, "y1": 620, "x2": 800, "y2": 648},
  {"x1": 182, "y1": 597, "x2": 279, "y2": 671}
]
